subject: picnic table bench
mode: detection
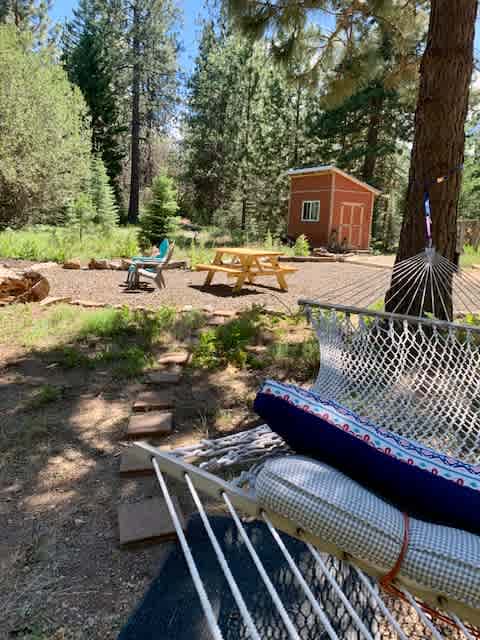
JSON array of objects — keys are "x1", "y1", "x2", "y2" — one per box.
[{"x1": 196, "y1": 247, "x2": 297, "y2": 294}]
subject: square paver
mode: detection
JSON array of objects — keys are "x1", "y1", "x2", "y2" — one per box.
[
  {"x1": 127, "y1": 411, "x2": 173, "y2": 437},
  {"x1": 119, "y1": 447, "x2": 155, "y2": 476},
  {"x1": 156, "y1": 351, "x2": 189, "y2": 365},
  {"x1": 145, "y1": 370, "x2": 182, "y2": 385},
  {"x1": 133, "y1": 389, "x2": 175, "y2": 412},
  {"x1": 206, "y1": 316, "x2": 226, "y2": 327},
  {"x1": 118, "y1": 497, "x2": 185, "y2": 546}
]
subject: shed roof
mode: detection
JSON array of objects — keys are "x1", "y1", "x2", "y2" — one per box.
[{"x1": 287, "y1": 165, "x2": 381, "y2": 196}]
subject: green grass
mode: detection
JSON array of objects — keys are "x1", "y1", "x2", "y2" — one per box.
[
  {"x1": 0, "y1": 304, "x2": 186, "y2": 379},
  {"x1": 460, "y1": 245, "x2": 480, "y2": 268},
  {"x1": 0, "y1": 223, "x2": 299, "y2": 266},
  {"x1": 0, "y1": 225, "x2": 139, "y2": 262}
]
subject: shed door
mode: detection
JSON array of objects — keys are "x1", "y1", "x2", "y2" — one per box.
[{"x1": 339, "y1": 203, "x2": 364, "y2": 249}]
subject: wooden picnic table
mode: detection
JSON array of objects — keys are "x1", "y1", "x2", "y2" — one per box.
[{"x1": 195, "y1": 247, "x2": 297, "y2": 294}]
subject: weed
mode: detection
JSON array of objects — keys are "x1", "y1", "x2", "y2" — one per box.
[
  {"x1": 54, "y1": 346, "x2": 92, "y2": 369},
  {"x1": 26, "y1": 385, "x2": 62, "y2": 409},
  {"x1": 191, "y1": 307, "x2": 268, "y2": 369},
  {"x1": 268, "y1": 337, "x2": 319, "y2": 380}
]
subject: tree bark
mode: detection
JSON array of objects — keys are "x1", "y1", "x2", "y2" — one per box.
[
  {"x1": 128, "y1": 0, "x2": 141, "y2": 224},
  {"x1": 386, "y1": 0, "x2": 477, "y2": 318}
]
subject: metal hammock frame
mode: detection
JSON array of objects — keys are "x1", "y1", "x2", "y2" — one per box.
[{"x1": 132, "y1": 298, "x2": 480, "y2": 639}]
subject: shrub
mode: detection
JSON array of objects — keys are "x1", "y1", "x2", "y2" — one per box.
[
  {"x1": 294, "y1": 234, "x2": 310, "y2": 256},
  {"x1": 138, "y1": 174, "x2": 178, "y2": 250},
  {"x1": 0, "y1": 25, "x2": 91, "y2": 228}
]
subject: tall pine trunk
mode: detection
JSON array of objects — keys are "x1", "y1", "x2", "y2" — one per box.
[
  {"x1": 386, "y1": 0, "x2": 477, "y2": 318},
  {"x1": 241, "y1": 65, "x2": 254, "y2": 231},
  {"x1": 361, "y1": 92, "x2": 383, "y2": 185},
  {"x1": 128, "y1": 1, "x2": 141, "y2": 224}
]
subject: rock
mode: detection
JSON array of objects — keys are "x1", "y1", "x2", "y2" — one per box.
[
  {"x1": 108, "y1": 260, "x2": 123, "y2": 270},
  {"x1": 164, "y1": 259, "x2": 188, "y2": 270},
  {"x1": 63, "y1": 259, "x2": 82, "y2": 269},
  {"x1": 70, "y1": 299, "x2": 107, "y2": 308},
  {"x1": 40, "y1": 296, "x2": 71, "y2": 307},
  {"x1": 180, "y1": 304, "x2": 194, "y2": 313},
  {"x1": 88, "y1": 258, "x2": 109, "y2": 270},
  {"x1": 0, "y1": 267, "x2": 49, "y2": 304},
  {"x1": 120, "y1": 259, "x2": 131, "y2": 271},
  {"x1": 31, "y1": 261, "x2": 58, "y2": 271}
]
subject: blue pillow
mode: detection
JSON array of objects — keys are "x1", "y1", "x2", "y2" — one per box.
[{"x1": 253, "y1": 379, "x2": 480, "y2": 535}]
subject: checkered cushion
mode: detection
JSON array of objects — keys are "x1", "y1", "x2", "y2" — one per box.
[
  {"x1": 253, "y1": 379, "x2": 480, "y2": 535},
  {"x1": 255, "y1": 456, "x2": 480, "y2": 609}
]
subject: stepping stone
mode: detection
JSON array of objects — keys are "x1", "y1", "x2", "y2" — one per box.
[
  {"x1": 212, "y1": 310, "x2": 236, "y2": 318},
  {"x1": 156, "y1": 351, "x2": 189, "y2": 366},
  {"x1": 119, "y1": 447, "x2": 155, "y2": 476},
  {"x1": 145, "y1": 370, "x2": 182, "y2": 385},
  {"x1": 206, "y1": 316, "x2": 226, "y2": 327},
  {"x1": 118, "y1": 497, "x2": 185, "y2": 546},
  {"x1": 133, "y1": 389, "x2": 175, "y2": 412},
  {"x1": 128, "y1": 411, "x2": 173, "y2": 436}
]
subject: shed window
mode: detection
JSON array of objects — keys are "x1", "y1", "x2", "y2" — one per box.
[{"x1": 301, "y1": 201, "x2": 320, "y2": 222}]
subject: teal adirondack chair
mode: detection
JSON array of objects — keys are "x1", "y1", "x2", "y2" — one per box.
[{"x1": 126, "y1": 239, "x2": 170, "y2": 288}]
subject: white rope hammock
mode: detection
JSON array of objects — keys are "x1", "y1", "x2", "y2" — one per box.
[
  {"x1": 136, "y1": 443, "x2": 480, "y2": 639},
  {"x1": 132, "y1": 247, "x2": 480, "y2": 638}
]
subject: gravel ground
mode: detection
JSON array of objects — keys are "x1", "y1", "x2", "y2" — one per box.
[{"x1": 27, "y1": 261, "x2": 387, "y2": 312}]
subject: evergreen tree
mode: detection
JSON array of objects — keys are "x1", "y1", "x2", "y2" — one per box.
[
  {"x1": 391, "y1": 0, "x2": 478, "y2": 318},
  {"x1": 62, "y1": 0, "x2": 127, "y2": 208},
  {"x1": 127, "y1": 0, "x2": 179, "y2": 223},
  {"x1": 62, "y1": 0, "x2": 179, "y2": 223},
  {"x1": 90, "y1": 156, "x2": 119, "y2": 229},
  {"x1": 138, "y1": 174, "x2": 178, "y2": 249},
  {"x1": 67, "y1": 191, "x2": 95, "y2": 240}
]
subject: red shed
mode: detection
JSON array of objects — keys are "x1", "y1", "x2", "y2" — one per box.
[{"x1": 287, "y1": 166, "x2": 380, "y2": 251}]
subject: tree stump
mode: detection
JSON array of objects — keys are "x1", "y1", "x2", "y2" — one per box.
[{"x1": 0, "y1": 268, "x2": 50, "y2": 305}]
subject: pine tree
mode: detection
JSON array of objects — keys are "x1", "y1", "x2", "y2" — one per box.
[
  {"x1": 138, "y1": 174, "x2": 178, "y2": 249},
  {"x1": 390, "y1": 0, "x2": 478, "y2": 318},
  {"x1": 90, "y1": 157, "x2": 119, "y2": 230},
  {"x1": 126, "y1": 0, "x2": 179, "y2": 223},
  {"x1": 62, "y1": 0, "x2": 127, "y2": 208},
  {"x1": 67, "y1": 192, "x2": 95, "y2": 240}
]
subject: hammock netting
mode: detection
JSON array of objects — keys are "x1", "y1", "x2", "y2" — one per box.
[
  {"x1": 129, "y1": 249, "x2": 480, "y2": 639},
  {"x1": 307, "y1": 303, "x2": 480, "y2": 463}
]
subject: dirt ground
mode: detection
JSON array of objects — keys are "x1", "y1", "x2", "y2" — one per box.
[
  {"x1": 0, "y1": 301, "x2": 314, "y2": 640},
  {"x1": 1, "y1": 259, "x2": 387, "y2": 313}
]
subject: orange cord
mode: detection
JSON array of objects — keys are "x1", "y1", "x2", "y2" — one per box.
[
  {"x1": 377, "y1": 514, "x2": 480, "y2": 638},
  {"x1": 380, "y1": 512, "x2": 410, "y2": 588}
]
